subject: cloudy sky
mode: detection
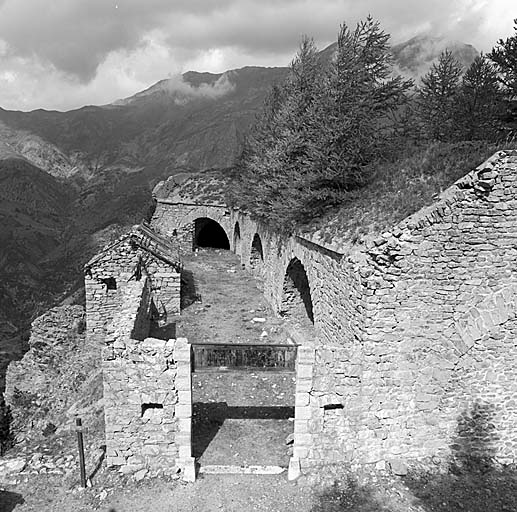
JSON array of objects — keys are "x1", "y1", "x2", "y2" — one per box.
[{"x1": 0, "y1": 0, "x2": 515, "y2": 111}]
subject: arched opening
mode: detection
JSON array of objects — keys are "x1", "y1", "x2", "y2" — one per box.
[
  {"x1": 280, "y1": 257, "x2": 314, "y2": 325},
  {"x1": 233, "y1": 222, "x2": 242, "y2": 255},
  {"x1": 250, "y1": 234, "x2": 264, "y2": 270},
  {"x1": 194, "y1": 218, "x2": 230, "y2": 249}
]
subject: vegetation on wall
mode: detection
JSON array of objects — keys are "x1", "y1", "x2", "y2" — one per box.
[{"x1": 229, "y1": 17, "x2": 517, "y2": 233}]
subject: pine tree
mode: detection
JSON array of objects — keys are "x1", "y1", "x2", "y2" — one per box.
[
  {"x1": 489, "y1": 19, "x2": 517, "y2": 97},
  {"x1": 229, "y1": 36, "x2": 325, "y2": 229},
  {"x1": 455, "y1": 55, "x2": 503, "y2": 141},
  {"x1": 315, "y1": 17, "x2": 412, "y2": 191},
  {"x1": 488, "y1": 19, "x2": 517, "y2": 135},
  {"x1": 418, "y1": 50, "x2": 462, "y2": 141},
  {"x1": 229, "y1": 18, "x2": 412, "y2": 231}
]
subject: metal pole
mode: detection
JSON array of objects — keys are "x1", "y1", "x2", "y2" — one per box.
[{"x1": 76, "y1": 417, "x2": 87, "y2": 488}]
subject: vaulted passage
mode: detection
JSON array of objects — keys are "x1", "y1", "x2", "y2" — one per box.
[
  {"x1": 281, "y1": 258, "x2": 314, "y2": 324},
  {"x1": 250, "y1": 234, "x2": 264, "y2": 270},
  {"x1": 194, "y1": 218, "x2": 230, "y2": 249}
]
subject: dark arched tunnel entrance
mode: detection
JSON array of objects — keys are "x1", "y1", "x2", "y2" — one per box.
[
  {"x1": 194, "y1": 218, "x2": 230, "y2": 249},
  {"x1": 281, "y1": 257, "x2": 314, "y2": 325}
]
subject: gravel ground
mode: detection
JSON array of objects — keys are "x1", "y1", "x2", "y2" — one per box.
[{"x1": 178, "y1": 249, "x2": 293, "y2": 345}]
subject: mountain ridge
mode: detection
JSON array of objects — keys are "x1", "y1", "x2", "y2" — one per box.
[{"x1": 0, "y1": 34, "x2": 480, "y2": 346}]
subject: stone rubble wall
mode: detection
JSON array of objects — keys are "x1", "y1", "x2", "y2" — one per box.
[
  {"x1": 151, "y1": 202, "x2": 234, "y2": 254},
  {"x1": 149, "y1": 150, "x2": 517, "y2": 472},
  {"x1": 85, "y1": 236, "x2": 180, "y2": 347},
  {"x1": 352, "y1": 151, "x2": 517, "y2": 466},
  {"x1": 102, "y1": 277, "x2": 193, "y2": 477}
]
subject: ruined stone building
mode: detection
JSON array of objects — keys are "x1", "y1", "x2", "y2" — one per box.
[{"x1": 86, "y1": 151, "x2": 517, "y2": 480}]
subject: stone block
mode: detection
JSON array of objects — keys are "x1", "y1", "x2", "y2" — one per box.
[
  {"x1": 177, "y1": 390, "x2": 191, "y2": 404},
  {"x1": 295, "y1": 433, "x2": 312, "y2": 446},
  {"x1": 389, "y1": 459, "x2": 408, "y2": 476},
  {"x1": 141, "y1": 445, "x2": 160, "y2": 456},
  {"x1": 180, "y1": 457, "x2": 196, "y2": 482},
  {"x1": 296, "y1": 378, "x2": 312, "y2": 393},
  {"x1": 175, "y1": 404, "x2": 192, "y2": 418},
  {"x1": 296, "y1": 406, "x2": 312, "y2": 420},
  {"x1": 287, "y1": 457, "x2": 301, "y2": 480},
  {"x1": 293, "y1": 446, "x2": 309, "y2": 459},
  {"x1": 176, "y1": 377, "x2": 191, "y2": 391},
  {"x1": 176, "y1": 432, "x2": 191, "y2": 447},
  {"x1": 120, "y1": 464, "x2": 144, "y2": 475},
  {"x1": 295, "y1": 393, "x2": 310, "y2": 407},
  {"x1": 178, "y1": 444, "x2": 192, "y2": 459},
  {"x1": 177, "y1": 417, "x2": 191, "y2": 433}
]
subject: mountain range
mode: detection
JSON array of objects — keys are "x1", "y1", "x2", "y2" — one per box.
[{"x1": 0, "y1": 35, "x2": 479, "y2": 342}]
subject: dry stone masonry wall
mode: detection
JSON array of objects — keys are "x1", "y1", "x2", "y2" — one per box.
[
  {"x1": 102, "y1": 276, "x2": 194, "y2": 478},
  {"x1": 148, "y1": 150, "x2": 517, "y2": 475},
  {"x1": 150, "y1": 202, "x2": 233, "y2": 253},
  {"x1": 85, "y1": 232, "x2": 180, "y2": 348},
  {"x1": 86, "y1": 150, "x2": 517, "y2": 480},
  {"x1": 351, "y1": 151, "x2": 517, "y2": 466}
]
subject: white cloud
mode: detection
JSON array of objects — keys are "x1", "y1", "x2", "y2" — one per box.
[{"x1": 0, "y1": 0, "x2": 514, "y2": 110}]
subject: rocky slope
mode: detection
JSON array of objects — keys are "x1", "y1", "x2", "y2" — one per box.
[
  {"x1": 3, "y1": 305, "x2": 102, "y2": 445},
  {"x1": 0, "y1": 305, "x2": 105, "y2": 490}
]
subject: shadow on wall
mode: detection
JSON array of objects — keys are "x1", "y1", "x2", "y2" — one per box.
[
  {"x1": 0, "y1": 491, "x2": 24, "y2": 511},
  {"x1": 234, "y1": 222, "x2": 241, "y2": 255},
  {"x1": 281, "y1": 258, "x2": 314, "y2": 325},
  {"x1": 149, "y1": 321, "x2": 177, "y2": 340},
  {"x1": 181, "y1": 269, "x2": 201, "y2": 308},
  {"x1": 404, "y1": 401, "x2": 517, "y2": 512},
  {"x1": 311, "y1": 401, "x2": 517, "y2": 512}
]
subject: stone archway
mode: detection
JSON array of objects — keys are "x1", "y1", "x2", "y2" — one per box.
[
  {"x1": 194, "y1": 218, "x2": 230, "y2": 249},
  {"x1": 280, "y1": 257, "x2": 314, "y2": 325},
  {"x1": 250, "y1": 234, "x2": 264, "y2": 271}
]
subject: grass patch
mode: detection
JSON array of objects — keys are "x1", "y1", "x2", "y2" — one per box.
[{"x1": 306, "y1": 141, "x2": 517, "y2": 247}]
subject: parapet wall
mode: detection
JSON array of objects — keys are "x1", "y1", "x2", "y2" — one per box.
[{"x1": 150, "y1": 150, "x2": 517, "y2": 471}]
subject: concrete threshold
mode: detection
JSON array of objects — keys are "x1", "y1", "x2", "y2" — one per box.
[{"x1": 198, "y1": 465, "x2": 286, "y2": 475}]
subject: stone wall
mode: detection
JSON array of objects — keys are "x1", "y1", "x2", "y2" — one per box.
[
  {"x1": 151, "y1": 207, "x2": 365, "y2": 347},
  {"x1": 102, "y1": 277, "x2": 194, "y2": 479},
  {"x1": 85, "y1": 235, "x2": 180, "y2": 346},
  {"x1": 350, "y1": 151, "x2": 517, "y2": 466},
  {"x1": 148, "y1": 150, "x2": 517, "y2": 473},
  {"x1": 151, "y1": 201, "x2": 233, "y2": 254}
]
